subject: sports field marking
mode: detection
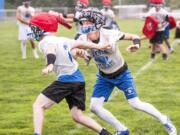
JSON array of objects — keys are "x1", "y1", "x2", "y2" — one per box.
[{"x1": 68, "y1": 40, "x2": 178, "y2": 134}]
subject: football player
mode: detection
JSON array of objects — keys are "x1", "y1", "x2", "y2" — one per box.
[
  {"x1": 29, "y1": 12, "x2": 112, "y2": 135},
  {"x1": 146, "y1": 0, "x2": 169, "y2": 60},
  {"x1": 77, "y1": 7, "x2": 177, "y2": 135},
  {"x1": 100, "y1": 0, "x2": 120, "y2": 30},
  {"x1": 74, "y1": 0, "x2": 89, "y2": 40},
  {"x1": 16, "y1": 0, "x2": 39, "y2": 59}
]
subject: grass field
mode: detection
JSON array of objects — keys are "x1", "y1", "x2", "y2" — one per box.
[{"x1": 0, "y1": 19, "x2": 179, "y2": 135}]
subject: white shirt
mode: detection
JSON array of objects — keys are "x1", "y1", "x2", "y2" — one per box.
[
  {"x1": 74, "y1": 11, "x2": 83, "y2": 34},
  {"x1": 17, "y1": 5, "x2": 35, "y2": 26},
  {"x1": 39, "y1": 35, "x2": 79, "y2": 78},
  {"x1": 78, "y1": 28, "x2": 125, "y2": 74},
  {"x1": 101, "y1": 8, "x2": 115, "y2": 27},
  {"x1": 146, "y1": 7, "x2": 168, "y2": 31}
]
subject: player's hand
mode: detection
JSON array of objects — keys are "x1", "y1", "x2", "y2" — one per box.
[
  {"x1": 126, "y1": 44, "x2": 140, "y2": 53},
  {"x1": 76, "y1": 49, "x2": 91, "y2": 60},
  {"x1": 98, "y1": 43, "x2": 111, "y2": 50},
  {"x1": 42, "y1": 64, "x2": 54, "y2": 75}
]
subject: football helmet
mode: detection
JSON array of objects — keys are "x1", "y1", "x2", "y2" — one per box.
[
  {"x1": 79, "y1": 7, "x2": 106, "y2": 33},
  {"x1": 29, "y1": 12, "x2": 58, "y2": 41}
]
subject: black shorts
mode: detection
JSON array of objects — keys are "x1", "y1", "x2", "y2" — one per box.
[
  {"x1": 150, "y1": 31, "x2": 164, "y2": 44},
  {"x1": 42, "y1": 81, "x2": 86, "y2": 111}
]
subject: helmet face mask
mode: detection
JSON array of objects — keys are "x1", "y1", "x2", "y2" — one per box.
[
  {"x1": 29, "y1": 25, "x2": 46, "y2": 41},
  {"x1": 81, "y1": 21, "x2": 96, "y2": 33}
]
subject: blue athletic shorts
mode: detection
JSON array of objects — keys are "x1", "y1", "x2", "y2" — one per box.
[
  {"x1": 92, "y1": 69, "x2": 138, "y2": 101},
  {"x1": 164, "y1": 25, "x2": 170, "y2": 39}
]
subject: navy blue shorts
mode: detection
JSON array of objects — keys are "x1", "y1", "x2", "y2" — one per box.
[{"x1": 164, "y1": 25, "x2": 170, "y2": 39}]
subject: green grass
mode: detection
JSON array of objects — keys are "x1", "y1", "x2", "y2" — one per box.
[{"x1": 0, "y1": 20, "x2": 179, "y2": 135}]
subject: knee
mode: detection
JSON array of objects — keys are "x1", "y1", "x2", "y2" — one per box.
[
  {"x1": 33, "y1": 101, "x2": 41, "y2": 110},
  {"x1": 128, "y1": 98, "x2": 142, "y2": 109},
  {"x1": 71, "y1": 111, "x2": 84, "y2": 123},
  {"x1": 90, "y1": 102, "x2": 99, "y2": 114},
  {"x1": 33, "y1": 101, "x2": 45, "y2": 111}
]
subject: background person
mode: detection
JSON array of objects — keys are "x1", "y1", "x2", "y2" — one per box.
[{"x1": 16, "y1": 0, "x2": 39, "y2": 59}]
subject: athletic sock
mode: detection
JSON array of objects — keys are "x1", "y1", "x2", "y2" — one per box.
[
  {"x1": 99, "y1": 128, "x2": 112, "y2": 135},
  {"x1": 150, "y1": 53, "x2": 155, "y2": 59},
  {"x1": 162, "y1": 53, "x2": 168, "y2": 60},
  {"x1": 32, "y1": 49, "x2": 39, "y2": 59},
  {"x1": 21, "y1": 41, "x2": 26, "y2": 59}
]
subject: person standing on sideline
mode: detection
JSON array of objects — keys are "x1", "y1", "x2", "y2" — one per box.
[{"x1": 16, "y1": 0, "x2": 39, "y2": 59}]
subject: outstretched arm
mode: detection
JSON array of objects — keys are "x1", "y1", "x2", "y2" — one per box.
[
  {"x1": 121, "y1": 33, "x2": 141, "y2": 53},
  {"x1": 48, "y1": 10, "x2": 72, "y2": 29},
  {"x1": 72, "y1": 41, "x2": 111, "y2": 50},
  {"x1": 71, "y1": 48, "x2": 90, "y2": 61}
]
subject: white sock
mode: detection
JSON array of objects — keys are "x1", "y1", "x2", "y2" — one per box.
[
  {"x1": 32, "y1": 48, "x2": 39, "y2": 59},
  {"x1": 90, "y1": 97, "x2": 127, "y2": 131},
  {"x1": 21, "y1": 40, "x2": 26, "y2": 59},
  {"x1": 128, "y1": 97, "x2": 167, "y2": 124}
]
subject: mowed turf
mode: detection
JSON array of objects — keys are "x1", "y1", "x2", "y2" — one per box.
[{"x1": 0, "y1": 19, "x2": 179, "y2": 135}]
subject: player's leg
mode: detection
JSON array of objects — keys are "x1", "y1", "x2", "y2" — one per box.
[
  {"x1": 33, "y1": 81, "x2": 70, "y2": 135},
  {"x1": 164, "y1": 26, "x2": 173, "y2": 53},
  {"x1": 158, "y1": 43, "x2": 168, "y2": 60},
  {"x1": 70, "y1": 107, "x2": 112, "y2": 135},
  {"x1": 117, "y1": 70, "x2": 177, "y2": 135},
  {"x1": 128, "y1": 97, "x2": 177, "y2": 135},
  {"x1": 33, "y1": 94, "x2": 55, "y2": 135},
  {"x1": 66, "y1": 82, "x2": 112, "y2": 135},
  {"x1": 29, "y1": 39, "x2": 39, "y2": 59},
  {"x1": 20, "y1": 40, "x2": 27, "y2": 59},
  {"x1": 90, "y1": 75, "x2": 128, "y2": 133},
  {"x1": 18, "y1": 25, "x2": 27, "y2": 59},
  {"x1": 164, "y1": 38, "x2": 173, "y2": 53},
  {"x1": 156, "y1": 31, "x2": 168, "y2": 60},
  {"x1": 150, "y1": 44, "x2": 156, "y2": 59},
  {"x1": 27, "y1": 26, "x2": 39, "y2": 59}
]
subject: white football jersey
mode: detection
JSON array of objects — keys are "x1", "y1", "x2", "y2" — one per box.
[
  {"x1": 78, "y1": 28, "x2": 125, "y2": 74},
  {"x1": 39, "y1": 35, "x2": 79, "y2": 78},
  {"x1": 101, "y1": 8, "x2": 115, "y2": 27},
  {"x1": 146, "y1": 7, "x2": 168, "y2": 31},
  {"x1": 17, "y1": 5, "x2": 35, "y2": 26}
]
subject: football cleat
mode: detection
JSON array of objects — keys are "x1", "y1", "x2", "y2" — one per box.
[
  {"x1": 164, "y1": 117, "x2": 177, "y2": 135},
  {"x1": 113, "y1": 129, "x2": 129, "y2": 135}
]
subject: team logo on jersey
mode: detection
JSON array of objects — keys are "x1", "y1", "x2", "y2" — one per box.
[
  {"x1": 147, "y1": 22, "x2": 153, "y2": 31},
  {"x1": 143, "y1": 16, "x2": 158, "y2": 38},
  {"x1": 125, "y1": 87, "x2": 135, "y2": 96},
  {"x1": 63, "y1": 44, "x2": 68, "y2": 50}
]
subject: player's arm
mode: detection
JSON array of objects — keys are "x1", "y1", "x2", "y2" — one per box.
[
  {"x1": 42, "y1": 45, "x2": 56, "y2": 75},
  {"x1": 121, "y1": 33, "x2": 141, "y2": 53},
  {"x1": 72, "y1": 41, "x2": 111, "y2": 50},
  {"x1": 48, "y1": 10, "x2": 73, "y2": 25},
  {"x1": 16, "y1": 8, "x2": 29, "y2": 25},
  {"x1": 71, "y1": 48, "x2": 90, "y2": 61}
]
